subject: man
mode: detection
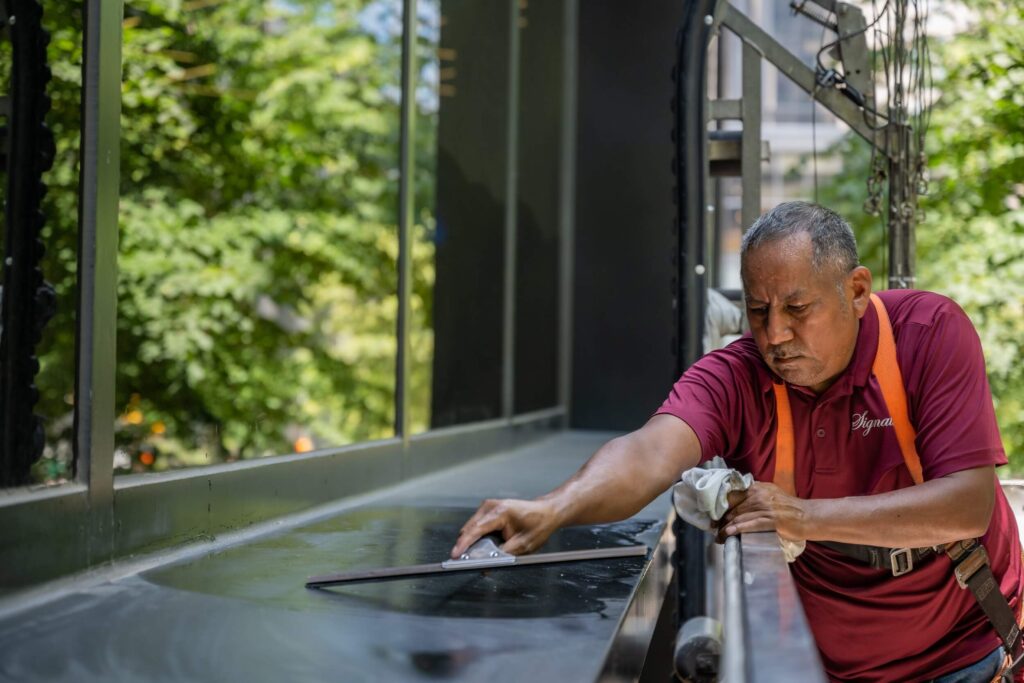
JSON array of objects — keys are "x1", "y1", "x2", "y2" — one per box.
[{"x1": 451, "y1": 202, "x2": 1023, "y2": 681}]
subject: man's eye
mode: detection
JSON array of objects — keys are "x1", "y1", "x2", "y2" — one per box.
[
  {"x1": 749, "y1": 307, "x2": 767, "y2": 315},
  {"x1": 789, "y1": 304, "x2": 809, "y2": 314}
]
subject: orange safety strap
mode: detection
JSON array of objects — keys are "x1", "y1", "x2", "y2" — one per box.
[
  {"x1": 868, "y1": 293, "x2": 924, "y2": 485},
  {"x1": 772, "y1": 293, "x2": 924, "y2": 495},
  {"x1": 771, "y1": 383, "x2": 796, "y2": 496}
]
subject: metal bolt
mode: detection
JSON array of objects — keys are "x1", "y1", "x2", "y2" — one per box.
[
  {"x1": 706, "y1": 204, "x2": 715, "y2": 212},
  {"x1": 703, "y1": 14, "x2": 713, "y2": 26},
  {"x1": 490, "y1": 551, "x2": 500, "y2": 558},
  {"x1": 695, "y1": 264, "x2": 706, "y2": 276},
  {"x1": 460, "y1": 553, "x2": 469, "y2": 560}
]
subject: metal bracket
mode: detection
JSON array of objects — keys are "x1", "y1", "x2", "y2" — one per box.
[
  {"x1": 720, "y1": 2, "x2": 879, "y2": 148},
  {"x1": 441, "y1": 536, "x2": 516, "y2": 570}
]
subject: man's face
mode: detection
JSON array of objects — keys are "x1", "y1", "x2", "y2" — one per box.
[{"x1": 741, "y1": 233, "x2": 871, "y2": 394}]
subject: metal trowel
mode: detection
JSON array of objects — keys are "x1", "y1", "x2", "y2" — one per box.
[{"x1": 305, "y1": 535, "x2": 648, "y2": 588}]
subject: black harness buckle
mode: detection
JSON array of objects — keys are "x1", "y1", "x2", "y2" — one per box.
[{"x1": 953, "y1": 545, "x2": 990, "y2": 589}]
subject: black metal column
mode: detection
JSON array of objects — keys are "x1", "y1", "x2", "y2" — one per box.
[
  {"x1": 673, "y1": 0, "x2": 715, "y2": 623},
  {"x1": 0, "y1": 0, "x2": 56, "y2": 486}
]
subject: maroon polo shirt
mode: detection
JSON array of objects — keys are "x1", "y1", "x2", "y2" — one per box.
[{"x1": 657, "y1": 289, "x2": 1023, "y2": 682}]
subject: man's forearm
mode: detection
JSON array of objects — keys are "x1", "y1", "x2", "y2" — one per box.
[
  {"x1": 543, "y1": 417, "x2": 702, "y2": 527},
  {"x1": 798, "y1": 467, "x2": 996, "y2": 547},
  {"x1": 723, "y1": 466, "x2": 997, "y2": 547},
  {"x1": 540, "y1": 437, "x2": 672, "y2": 526}
]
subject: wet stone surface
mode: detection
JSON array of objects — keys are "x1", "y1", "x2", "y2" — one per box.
[{"x1": 0, "y1": 502, "x2": 663, "y2": 683}]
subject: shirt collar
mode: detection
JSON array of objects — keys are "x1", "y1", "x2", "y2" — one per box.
[{"x1": 758, "y1": 300, "x2": 879, "y2": 399}]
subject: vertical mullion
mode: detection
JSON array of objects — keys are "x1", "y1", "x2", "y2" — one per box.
[
  {"x1": 740, "y1": 40, "x2": 761, "y2": 233},
  {"x1": 501, "y1": 0, "x2": 521, "y2": 420},
  {"x1": 557, "y1": 0, "x2": 578, "y2": 422},
  {"x1": 76, "y1": 0, "x2": 122, "y2": 509},
  {"x1": 395, "y1": 0, "x2": 417, "y2": 445}
]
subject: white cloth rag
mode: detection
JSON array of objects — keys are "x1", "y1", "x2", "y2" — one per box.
[{"x1": 672, "y1": 456, "x2": 806, "y2": 562}]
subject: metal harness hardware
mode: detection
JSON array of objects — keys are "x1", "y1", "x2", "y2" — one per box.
[
  {"x1": 890, "y1": 547, "x2": 914, "y2": 577},
  {"x1": 951, "y1": 543, "x2": 990, "y2": 590}
]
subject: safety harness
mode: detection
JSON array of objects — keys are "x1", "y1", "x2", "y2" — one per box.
[{"x1": 770, "y1": 293, "x2": 1023, "y2": 668}]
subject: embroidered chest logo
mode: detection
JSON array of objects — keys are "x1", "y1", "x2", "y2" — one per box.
[{"x1": 851, "y1": 411, "x2": 893, "y2": 437}]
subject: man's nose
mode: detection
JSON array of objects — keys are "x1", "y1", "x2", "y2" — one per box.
[{"x1": 765, "y1": 310, "x2": 794, "y2": 346}]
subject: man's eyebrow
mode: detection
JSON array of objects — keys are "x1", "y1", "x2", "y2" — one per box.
[{"x1": 744, "y1": 291, "x2": 811, "y2": 306}]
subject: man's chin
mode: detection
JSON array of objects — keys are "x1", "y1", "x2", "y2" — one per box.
[
  {"x1": 772, "y1": 364, "x2": 812, "y2": 386},
  {"x1": 773, "y1": 366, "x2": 834, "y2": 393}
]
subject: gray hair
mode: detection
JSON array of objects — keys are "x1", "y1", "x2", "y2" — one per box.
[{"x1": 740, "y1": 201, "x2": 859, "y2": 277}]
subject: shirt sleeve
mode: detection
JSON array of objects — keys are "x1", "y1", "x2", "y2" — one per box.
[
  {"x1": 655, "y1": 340, "x2": 760, "y2": 465},
  {"x1": 900, "y1": 300, "x2": 1007, "y2": 480}
]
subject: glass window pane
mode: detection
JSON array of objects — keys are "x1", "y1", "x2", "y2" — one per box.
[
  {"x1": 513, "y1": 0, "x2": 563, "y2": 415},
  {"x1": 413, "y1": 0, "x2": 511, "y2": 430},
  {"x1": 116, "y1": 0, "x2": 400, "y2": 472}
]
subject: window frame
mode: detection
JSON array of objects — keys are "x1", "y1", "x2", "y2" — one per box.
[{"x1": 0, "y1": 0, "x2": 578, "y2": 592}]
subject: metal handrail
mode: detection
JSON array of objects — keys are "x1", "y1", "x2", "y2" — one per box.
[
  {"x1": 718, "y1": 533, "x2": 827, "y2": 683},
  {"x1": 720, "y1": 535, "x2": 748, "y2": 682}
]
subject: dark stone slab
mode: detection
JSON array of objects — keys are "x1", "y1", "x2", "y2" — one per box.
[{"x1": 0, "y1": 432, "x2": 673, "y2": 683}]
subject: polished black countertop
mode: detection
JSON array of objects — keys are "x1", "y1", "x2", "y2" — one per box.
[{"x1": 0, "y1": 431, "x2": 673, "y2": 682}]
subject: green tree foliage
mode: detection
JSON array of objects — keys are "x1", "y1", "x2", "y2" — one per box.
[
  {"x1": 820, "y1": 1, "x2": 1024, "y2": 467},
  {"x1": 31, "y1": 0, "x2": 439, "y2": 478},
  {"x1": 918, "y1": 1, "x2": 1024, "y2": 467}
]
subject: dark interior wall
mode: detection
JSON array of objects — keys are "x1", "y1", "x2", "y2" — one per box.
[
  {"x1": 432, "y1": 0, "x2": 686, "y2": 430},
  {"x1": 432, "y1": 0, "x2": 566, "y2": 424},
  {"x1": 570, "y1": 0, "x2": 685, "y2": 430},
  {"x1": 514, "y1": 0, "x2": 565, "y2": 415},
  {"x1": 430, "y1": 0, "x2": 511, "y2": 428}
]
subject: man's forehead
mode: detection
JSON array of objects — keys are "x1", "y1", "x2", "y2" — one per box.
[
  {"x1": 741, "y1": 232, "x2": 814, "y2": 265},
  {"x1": 741, "y1": 234, "x2": 834, "y2": 299}
]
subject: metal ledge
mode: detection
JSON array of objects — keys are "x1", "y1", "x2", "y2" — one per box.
[{"x1": 598, "y1": 516, "x2": 676, "y2": 680}]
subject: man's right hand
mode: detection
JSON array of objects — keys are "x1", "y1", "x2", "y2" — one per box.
[{"x1": 450, "y1": 497, "x2": 562, "y2": 559}]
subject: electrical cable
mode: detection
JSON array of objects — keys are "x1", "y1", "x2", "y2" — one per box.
[
  {"x1": 812, "y1": 0, "x2": 893, "y2": 129},
  {"x1": 796, "y1": 0, "x2": 932, "y2": 282}
]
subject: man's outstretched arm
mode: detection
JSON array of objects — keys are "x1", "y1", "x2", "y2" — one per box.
[{"x1": 450, "y1": 414, "x2": 703, "y2": 558}]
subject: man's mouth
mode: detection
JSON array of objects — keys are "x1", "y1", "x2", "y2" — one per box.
[{"x1": 774, "y1": 356, "x2": 801, "y2": 365}]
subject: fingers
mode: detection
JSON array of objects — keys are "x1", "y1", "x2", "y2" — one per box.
[
  {"x1": 726, "y1": 489, "x2": 748, "y2": 509},
  {"x1": 715, "y1": 482, "x2": 803, "y2": 542},
  {"x1": 721, "y1": 484, "x2": 774, "y2": 523},
  {"x1": 721, "y1": 496, "x2": 756, "y2": 524},
  {"x1": 500, "y1": 532, "x2": 538, "y2": 556},
  {"x1": 717, "y1": 512, "x2": 777, "y2": 540},
  {"x1": 450, "y1": 500, "x2": 505, "y2": 559},
  {"x1": 451, "y1": 498, "x2": 558, "y2": 558}
]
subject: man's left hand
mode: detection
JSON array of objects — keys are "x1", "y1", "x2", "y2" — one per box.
[{"x1": 717, "y1": 482, "x2": 809, "y2": 542}]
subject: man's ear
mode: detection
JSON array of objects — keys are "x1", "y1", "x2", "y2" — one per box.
[{"x1": 849, "y1": 266, "x2": 873, "y2": 319}]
